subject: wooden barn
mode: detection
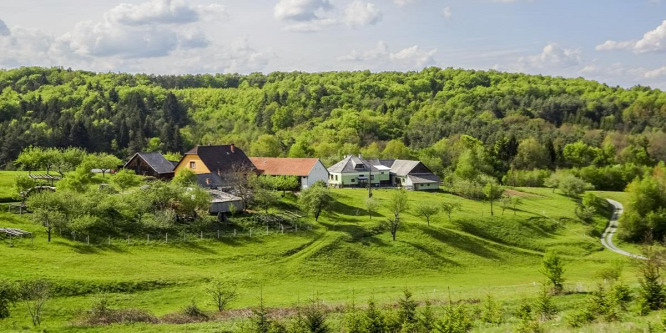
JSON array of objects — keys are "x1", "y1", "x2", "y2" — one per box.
[{"x1": 123, "y1": 152, "x2": 176, "y2": 179}]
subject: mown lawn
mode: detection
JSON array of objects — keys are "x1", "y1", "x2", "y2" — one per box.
[{"x1": 0, "y1": 177, "x2": 644, "y2": 332}]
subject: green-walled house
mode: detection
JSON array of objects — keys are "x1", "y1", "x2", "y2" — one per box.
[{"x1": 328, "y1": 155, "x2": 440, "y2": 191}]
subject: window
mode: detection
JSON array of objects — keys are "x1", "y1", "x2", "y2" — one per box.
[
  {"x1": 189, "y1": 161, "x2": 196, "y2": 169},
  {"x1": 335, "y1": 175, "x2": 338, "y2": 181},
  {"x1": 371, "y1": 175, "x2": 375, "y2": 180},
  {"x1": 351, "y1": 178, "x2": 355, "y2": 183}
]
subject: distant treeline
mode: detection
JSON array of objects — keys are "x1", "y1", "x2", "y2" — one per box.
[{"x1": 1, "y1": 66, "x2": 665, "y2": 180}]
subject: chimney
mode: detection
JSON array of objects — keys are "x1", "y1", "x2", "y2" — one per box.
[
  {"x1": 358, "y1": 154, "x2": 363, "y2": 160},
  {"x1": 230, "y1": 143, "x2": 235, "y2": 153}
]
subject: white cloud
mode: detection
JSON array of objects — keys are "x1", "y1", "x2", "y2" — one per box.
[
  {"x1": 389, "y1": 45, "x2": 437, "y2": 68},
  {"x1": 344, "y1": 1, "x2": 382, "y2": 28},
  {"x1": 61, "y1": 20, "x2": 180, "y2": 58},
  {"x1": 518, "y1": 43, "x2": 581, "y2": 69},
  {"x1": 338, "y1": 41, "x2": 436, "y2": 69},
  {"x1": 393, "y1": 0, "x2": 416, "y2": 6},
  {"x1": 441, "y1": 6, "x2": 452, "y2": 19},
  {"x1": 645, "y1": 66, "x2": 666, "y2": 78},
  {"x1": 274, "y1": 0, "x2": 332, "y2": 22},
  {"x1": 596, "y1": 20, "x2": 666, "y2": 53},
  {"x1": 53, "y1": 0, "x2": 224, "y2": 59},
  {"x1": 282, "y1": 18, "x2": 337, "y2": 32},
  {"x1": 337, "y1": 41, "x2": 388, "y2": 61}
]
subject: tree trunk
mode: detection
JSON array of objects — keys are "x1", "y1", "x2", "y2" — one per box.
[
  {"x1": 427, "y1": 217, "x2": 430, "y2": 226},
  {"x1": 47, "y1": 226, "x2": 52, "y2": 242},
  {"x1": 490, "y1": 199, "x2": 494, "y2": 216}
]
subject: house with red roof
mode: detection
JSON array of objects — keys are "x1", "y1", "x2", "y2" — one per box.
[{"x1": 249, "y1": 157, "x2": 329, "y2": 190}]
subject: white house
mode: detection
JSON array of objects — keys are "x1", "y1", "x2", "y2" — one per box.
[{"x1": 249, "y1": 157, "x2": 329, "y2": 189}]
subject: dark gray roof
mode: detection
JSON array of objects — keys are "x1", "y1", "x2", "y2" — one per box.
[
  {"x1": 124, "y1": 152, "x2": 175, "y2": 174},
  {"x1": 328, "y1": 155, "x2": 379, "y2": 173},
  {"x1": 196, "y1": 173, "x2": 224, "y2": 188},
  {"x1": 184, "y1": 145, "x2": 254, "y2": 173},
  {"x1": 407, "y1": 173, "x2": 441, "y2": 184}
]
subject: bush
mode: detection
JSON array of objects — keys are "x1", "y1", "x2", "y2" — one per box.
[
  {"x1": 0, "y1": 280, "x2": 17, "y2": 319},
  {"x1": 436, "y1": 303, "x2": 473, "y2": 333},
  {"x1": 83, "y1": 296, "x2": 158, "y2": 325},
  {"x1": 503, "y1": 169, "x2": 552, "y2": 187},
  {"x1": 481, "y1": 295, "x2": 503, "y2": 325}
]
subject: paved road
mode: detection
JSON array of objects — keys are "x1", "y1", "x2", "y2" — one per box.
[{"x1": 601, "y1": 199, "x2": 646, "y2": 260}]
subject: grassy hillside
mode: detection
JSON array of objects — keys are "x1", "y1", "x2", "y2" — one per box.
[{"x1": 0, "y1": 174, "x2": 642, "y2": 332}]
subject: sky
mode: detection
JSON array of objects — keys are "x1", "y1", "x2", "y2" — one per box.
[{"x1": 0, "y1": 0, "x2": 665, "y2": 89}]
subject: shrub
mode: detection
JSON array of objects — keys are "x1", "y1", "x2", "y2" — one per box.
[
  {"x1": 541, "y1": 251, "x2": 565, "y2": 294},
  {"x1": 436, "y1": 303, "x2": 473, "y2": 333},
  {"x1": 0, "y1": 280, "x2": 17, "y2": 319},
  {"x1": 534, "y1": 287, "x2": 557, "y2": 320},
  {"x1": 481, "y1": 295, "x2": 503, "y2": 325},
  {"x1": 83, "y1": 296, "x2": 158, "y2": 325}
]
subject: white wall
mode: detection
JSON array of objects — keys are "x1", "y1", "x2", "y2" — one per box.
[{"x1": 303, "y1": 160, "x2": 329, "y2": 188}]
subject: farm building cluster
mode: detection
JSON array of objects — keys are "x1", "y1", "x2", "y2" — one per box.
[{"x1": 122, "y1": 144, "x2": 440, "y2": 214}]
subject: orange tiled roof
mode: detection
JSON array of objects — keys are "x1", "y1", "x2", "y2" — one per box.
[{"x1": 249, "y1": 157, "x2": 319, "y2": 177}]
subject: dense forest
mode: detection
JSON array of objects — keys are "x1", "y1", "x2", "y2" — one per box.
[{"x1": 1, "y1": 66, "x2": 665, "y2": 186}]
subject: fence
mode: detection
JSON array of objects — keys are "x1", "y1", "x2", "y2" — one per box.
[{"x1": 1, "y1": 222, "x2": 314, "y2": 247}]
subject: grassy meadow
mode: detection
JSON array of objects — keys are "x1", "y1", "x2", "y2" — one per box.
[{"x1": 0, "y1": 171, "x2": 652, "y2": 332}]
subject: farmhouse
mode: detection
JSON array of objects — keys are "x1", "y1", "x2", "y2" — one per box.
[
  {"x1": 249, "y1": 157, "x2": 329, "y2": 189},
  {"x1": 173, "y1": 144, "x2": 254, "y2": 189},
  {"x1": 123, "y1": 152, "x2": 176, "y2": 179},
  {"x1": 387, "y1": 160, "x2": 440, "y2": 191},
  {"x1": 327, "y1": 155, "x2": 390, "y2": 188},
  {"x1": 328, "y1": 155, "x2": 440, "y2": 191}
]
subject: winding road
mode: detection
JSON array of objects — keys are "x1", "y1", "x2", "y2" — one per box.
[{"x1": 601, "y1": 199, "x2": 646, "y2": 260}]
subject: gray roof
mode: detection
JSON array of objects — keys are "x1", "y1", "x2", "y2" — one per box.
[
  {"x1": 328, "y1": 155, "x2": 379, "y2": 173},
  {"x1": 209, "y1": 189, "x2": 242, "y2": 203},
  {"x1": 407, "y1": 174, "x2": 441, "y2": 184},
  {"x1": 196, "y1": 173, "x2": 224, "y2": 188},
  {"x1": 390, "y1": 160, "x2": 421, "y2": 176},
  {"x1": 124, "y1": 152, "x2": 175, "y2": 174}
]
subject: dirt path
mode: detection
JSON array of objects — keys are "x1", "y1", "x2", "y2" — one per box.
[{"x1": 601, "y1": 199, "x2": 646, "y2": 260}]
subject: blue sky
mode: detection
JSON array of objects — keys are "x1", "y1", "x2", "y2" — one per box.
[{"x1": 1, "y1": 0, "x2": 665, "y2": 88}]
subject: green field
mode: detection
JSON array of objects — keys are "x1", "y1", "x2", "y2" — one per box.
[{"x1": 0, "y1": 172, "x2": 651, "y2": 332}]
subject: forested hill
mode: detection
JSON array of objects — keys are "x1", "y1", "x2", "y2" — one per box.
[{"x1": 1, "y1": 66, "x2": 665, "y2": 176}]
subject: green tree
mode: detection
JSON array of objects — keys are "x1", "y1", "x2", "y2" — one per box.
[
  {"x1": 18, "y1": 279, "x2": 50, "y2": 327},
  {"x1": 26, "y1": 191, "x2": 66, "y2": 242},
  {"x1": 414, "y1": 203, "x2": 439, "y2": 226},
  {"x1": 250, "y1": 134, "x2": 282, "y2": 157},
  {"x1": 558, "y1": 175, "x2": 594, "y2": 197},
  {"x1": 441, "y1": 202, "x2": 462, "y2": 223},
  {"x1": 365, "y1": 197, "x2": 380, "y2": 220},
  {"x1": 382, "y1": 140, "x2": 412, "y2": 159},
  {"x1": 111, "y1": 169, "x2": 141, "y2": 193},
  {"x1": 205, "y1": 279, "x2": 237, "y2": 312},
  {"x1": 541, "y1": 250, "x2": 566, "y2": 294},
  {"x1": 563, "y1": 141, "x2": 601, "y2": 167},
  {"x1": 172, "y1": 168, "x2": 197, "y2": 187},
  {"x1": 83, "y1": 153, "x2": 121, "y2": 178},
  {"x1": 298, "y1": 181, "x2": 334, "y2": 222},
  {"x1": 0, "y1": 280, "x2": 17, "y2": 319},
  {"x1": 253, "y1": 187, "x2": 279, "y2": 214},
  {"x1": 638, "y1": 246, "x2": 666, "y2": 313},
  {"x1": 386, "y1": 189, "x2": 409, "y2": 241},
  {"x1": 482, "y1": 177, "x2": 504, "y2": 216},
  {"x1": 511, "y1": 137, "x2": 550, "y2": 170}
]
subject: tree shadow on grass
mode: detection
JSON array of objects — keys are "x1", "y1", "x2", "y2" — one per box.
[
  {"x1": 401, "y1": 240, "x2": 460, "y2": 267},
  {"x1": 414, "y1": 225, "x2": 501, "y2": 260},
  {"x1": 320, "y1": 221, "x2": 387, "y2": 246}
]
